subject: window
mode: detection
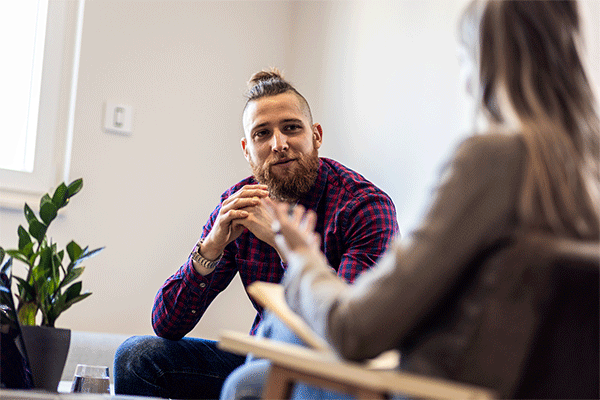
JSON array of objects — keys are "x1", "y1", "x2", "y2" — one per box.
[
  {"x1": 0, "y1": 1, "x2": 47, "y2": 173},
  {"x1": 0, "y1": 0, "x2": 84, "y2": 208}
]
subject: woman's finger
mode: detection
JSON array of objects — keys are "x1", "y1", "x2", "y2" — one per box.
[{"x1": 303, "y1": 210, "x2": 317, "y2": 235}]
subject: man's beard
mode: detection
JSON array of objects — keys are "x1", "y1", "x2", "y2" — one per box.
[{"x1": 251, "y1": 148, "x2": 320, "y2": 202}]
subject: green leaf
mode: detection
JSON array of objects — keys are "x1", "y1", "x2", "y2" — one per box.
[
  {"x1": 66, "y1": 241, "x2": 83, "y2": 263},
  {"x1": 41, "y1": 276, "x2": 59, "y2": 301},
  {"x1": 51, "y1": 251, "x2": 61, "y2": 282},
  {"x1": 5, "y1": 250, "x2": 30, "y2": 265},
  {"x1": 63, "y1": 292, "x2": 92, "y2": 309},
  {"x1": 32, "y1": 271, "x2": 46, "y2": 290},
  {"x1": 17, "y1": 302, "x2": 38, "y2": 326},
  {"x1": 28, "y1": 220, "x2": 47, "y2": 243},
  {"x1": 66, "y1": 246, "x2": 104, "y2": 270},
  {"x1": 39, "y1": 201, "x2": 58, "y2": 226},
  {"x1": 28, "y1": 251, "x2": 40, "y2": 268},
  {"x1": 60, "y1": 266, "x2": 84, "y2": 288},
  {"x1": 52, "y1": 183, "x2": 68, "y2": 209},
  {"x1": 20, "y1": 242, "x2": 34, "y2": 259},
  {"x1": 78, "y1": 247, "x2": 105, "y2": 263},
  {"x1": 33, "y1": 247, "x2": 53, "y2": 280},
  {"x1": 52, "y1": 294, "x2": 66, "y2": 314},
  {"x1": 43, "y1": 310, "x2": 59, "y2": 328},
  {"x1": 0, "y1": 247, "x2": 4, "y2": 265},
  {"x1": 49, "y1": 290, "x2": 92, "y2": 326},
  {"x1": 64, "y1": 281, "x2": 83, "y2": 302},
  {"x1": 5, "y1": 249, "x2": 23, "y2": 257},
  {"x1": 17, "y1": 225, "x2": 32, "y2": 251},
  {"x1": 40, "y1": 193, "x2": 52, "y2": 208},
  {"x1": 67, "y1": 178, "x2": 83, "y2": 197},
  {"x1": 14, "y1": 276, "x2": 35, "y2": 302},
  {"x1": 24, "y1": 203, "x2": 39, "y2": 225}
]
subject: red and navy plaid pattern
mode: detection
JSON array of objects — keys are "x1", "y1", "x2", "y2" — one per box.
[{"x1": 152, "y1": 158, "x2": 399, "y2": 340}]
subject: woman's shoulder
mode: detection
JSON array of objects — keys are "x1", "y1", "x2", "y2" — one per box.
[
  {"x1": 443, "y1": 133, "x2": 528, "y2": 188},
  {"x1": 459, "y1": 131, "x2": 524, "y2": 152},
  {"x1": 456, "y1": 132, "x2": 526, "y2": 165}
]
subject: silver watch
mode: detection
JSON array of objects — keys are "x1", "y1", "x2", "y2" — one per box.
[{"x1": 191, "y1": 239, "x2": 222, "y2": 269}]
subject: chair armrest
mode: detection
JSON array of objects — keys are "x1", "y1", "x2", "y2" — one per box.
[{"x1": 218, "y1": 330, "x2": 496, "y2": 400}]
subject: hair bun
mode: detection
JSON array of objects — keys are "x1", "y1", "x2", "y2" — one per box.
[
  {"x1": 248, "y1": 68, "x2": 284, "y2": 88},
  {"x1": 243, "y1": 67, "x2": 312, "y2": 124}
]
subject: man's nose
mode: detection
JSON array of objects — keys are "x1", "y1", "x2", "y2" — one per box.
[{"x1": 271, "y1": 130, "x2": 289, "y2": 152}]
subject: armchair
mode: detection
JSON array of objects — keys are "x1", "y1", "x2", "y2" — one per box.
[{"x1": 219, "y1": 234, "x2": 598, "y2": 399}]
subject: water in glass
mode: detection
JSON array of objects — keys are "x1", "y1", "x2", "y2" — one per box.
[{"x1": 70, "y1": 364, "x2": 110, "y2": 394}]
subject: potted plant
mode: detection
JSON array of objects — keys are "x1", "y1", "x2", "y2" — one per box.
[{"x1": 0, "y1": 178, "x2": 104, "y2": 392}]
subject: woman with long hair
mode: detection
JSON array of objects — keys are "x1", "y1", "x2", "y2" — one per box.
[
  {"x1": 222, "y1": 1, "x2": 599, "y2": 399},
  {"x1": 459, "y1": 0, "x2": 599, "y2": 238}
]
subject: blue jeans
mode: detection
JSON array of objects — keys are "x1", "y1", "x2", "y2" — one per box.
[
  {"x1": 220, "y1": 313, "x2": 352, "y2": 400},
  {"x1": 114, "y1": 335, "x2": 245, "y2": 399}
]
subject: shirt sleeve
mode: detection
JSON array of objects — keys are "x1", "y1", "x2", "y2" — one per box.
[
  {"x1": 283, "y1": 135, "x2": 525, "y2": 360},
  {"x1": 151, "y1": 200, "x2": 239, "y2": 340},
  {"x1": 333, "y1": 192, "x2": 399, "y2": 283}
]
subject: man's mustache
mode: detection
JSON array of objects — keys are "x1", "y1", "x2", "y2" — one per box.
[{"x1": 267, "y1": 154, "x2": 297, "y2": 168}]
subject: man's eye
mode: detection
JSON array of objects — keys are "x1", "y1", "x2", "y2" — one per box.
[
  {"x1": 284, "y1": 124, "x2": 302, "y2": 132},
  {"x1": 254, "y1": 130, "x2": 269, "y2": 138}
]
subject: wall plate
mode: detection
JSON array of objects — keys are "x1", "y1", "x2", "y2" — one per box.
[{"x1": 104, "y1": 102, "x2": 133, "y2": 134}]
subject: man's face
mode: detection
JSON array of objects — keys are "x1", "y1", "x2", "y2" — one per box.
[{"x1": 241, "y1": 92, "x2": 323, "y2": 201}]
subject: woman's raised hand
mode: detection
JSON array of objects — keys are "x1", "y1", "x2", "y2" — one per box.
[{"x1": 262, "y1": 198, "x2": 321, "y2": 260}]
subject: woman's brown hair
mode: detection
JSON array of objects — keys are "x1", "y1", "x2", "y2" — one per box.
[{"x1": 462, "y1": 0, "x2": 599, "y2": 238}]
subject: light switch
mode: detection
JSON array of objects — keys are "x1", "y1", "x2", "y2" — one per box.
[{"x1": 104, "y1": 102, "x2": 133, "y2": 134}]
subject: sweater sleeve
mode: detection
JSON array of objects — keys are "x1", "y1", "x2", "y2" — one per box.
[{"x1": 283, "y1": 135, "x2": 525, "y2": 360}]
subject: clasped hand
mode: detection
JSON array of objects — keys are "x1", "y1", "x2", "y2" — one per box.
[
  {"x1": 262, "y1": 198, "x2": 321, "y2": 261},
  {"x1": 201, "y1": 184, "x2": 286, "y2": 257},
  {"x1": 201, "y1": 184, "x2": 320, "y2": 262}
]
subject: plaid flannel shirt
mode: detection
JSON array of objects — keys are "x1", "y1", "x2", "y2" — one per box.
[{"x1": 152, "y1": 158, "x2": 399, "y2": 340}]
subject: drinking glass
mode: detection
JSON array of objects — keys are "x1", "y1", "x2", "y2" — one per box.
[{"x1": 70, "y1": 364, "x2": 110, "y2": 394}]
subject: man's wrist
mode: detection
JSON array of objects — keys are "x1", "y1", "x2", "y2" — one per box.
[
  {"x1": 198, "y1": 237, "x2": 224, "y2": 261},
  {"x1": 191, "y1": 239, "x2": 223, "y2": 270}
]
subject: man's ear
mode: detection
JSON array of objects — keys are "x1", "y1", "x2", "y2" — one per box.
[
  {"x1": 312, "y1": 124, "x2": 323, "y2": 149},
  {"x1": 241, "y1": 136, "x2": 250, "y2": 162}
]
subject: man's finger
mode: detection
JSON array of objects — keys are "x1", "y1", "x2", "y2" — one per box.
[
  {"x1": 238, "y1": 185, "x2": 269, "y2": 197},
  {"x1": 221, "y1": 197, "x2": 260, "y2": 213},
  {"x1": 219, "y1": 209, "x2": 249, "y2": 225}
]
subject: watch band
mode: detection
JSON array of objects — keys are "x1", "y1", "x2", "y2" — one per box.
[{"x1": 191, "y1": 239, "x2": 222, "y2": 270}]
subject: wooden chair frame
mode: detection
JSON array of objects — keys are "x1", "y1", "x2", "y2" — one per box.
[{"x1": 218, "y1": 330, "x2": 496, "y2": 400}]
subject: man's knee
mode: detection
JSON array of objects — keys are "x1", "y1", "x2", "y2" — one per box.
[
  {"x1": 114, "y1": 335, "x2": 167, "y2": 373},
  {"x1": 114, "y1": 336, "x2": 171, "y2": 396}
]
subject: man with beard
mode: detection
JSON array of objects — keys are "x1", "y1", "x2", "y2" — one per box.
[{"x1": 113, "y1": 69, "x2": 399, "y2": 399}]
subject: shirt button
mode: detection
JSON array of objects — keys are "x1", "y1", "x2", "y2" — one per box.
[
  {"x1": 191, "y1": 310, "x2": 197, "y2": 314},
  {"x1": 199, "y1": 282, "x2": 206, "y2": 288}
]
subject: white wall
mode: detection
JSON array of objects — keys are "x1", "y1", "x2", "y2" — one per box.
[
  {"x1": 1, "y1": 0, "x2": 598, "y2": 339},
  {"x1": 291, "y1": 0, "x2": 599, "y2": 234},
  {"x1": 1, "y1": 0, "x2": 294, "y2": 338},
  {"x1": 288, "y1": 0, "x2": 475, "y2": 234}
]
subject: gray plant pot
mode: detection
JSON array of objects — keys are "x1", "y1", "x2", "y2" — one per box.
[{"x1": 20, "y1": 325, "x2": 71, "y2": 392}]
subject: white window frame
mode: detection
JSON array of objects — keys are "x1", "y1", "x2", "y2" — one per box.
[{"x1": 0, "y1": 0, "x2": 85, "y2": 209}]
